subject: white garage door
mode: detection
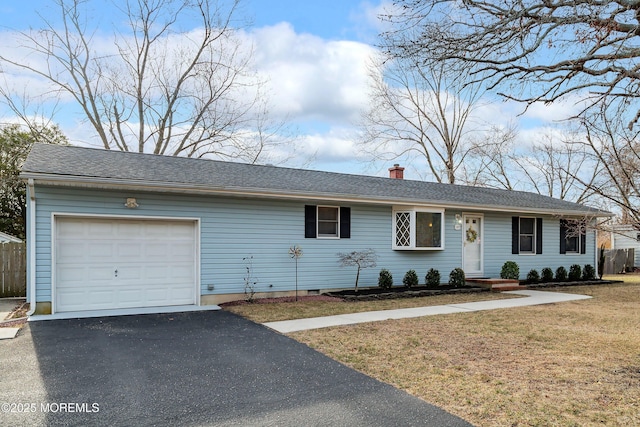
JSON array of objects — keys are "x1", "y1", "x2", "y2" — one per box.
[{"x1": 55, "y1": 217, "x2": 197, "y2": 313}]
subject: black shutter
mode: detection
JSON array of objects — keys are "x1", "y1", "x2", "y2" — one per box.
[
  {"x1": 340, "y1": 207, "x2": 351, "y2": 239},
  {"x1": 305, "y1": 205, "x2": 316, "y2": 238},
  {"x1": 512, "y1": 217, "x2": 519, "y2": 254},
  {"x1": 536, "y1": 218, "x2": 543, "y2": 254},
  {"x1": 559, "y1": 220, "x2": 567, "y2": 254},
  {"x1": 580, "y1": 230, "x2": 586, "y2": 254}
]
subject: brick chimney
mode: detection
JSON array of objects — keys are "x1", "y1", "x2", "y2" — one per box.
[{"x1": 388, "y1": 164, "x2": 405, "y2": 179}]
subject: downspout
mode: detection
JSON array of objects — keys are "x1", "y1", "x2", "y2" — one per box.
[
  {"x1": 26, "y1": 179, "x2": 37, "y2": 317},
  {"x1": 595, "y1": 228, "x2": 599, "y2": 279}
]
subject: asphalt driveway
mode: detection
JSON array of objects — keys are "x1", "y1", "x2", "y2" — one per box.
[{"x1": 0, "y1": 311, "x2": 471, "y2": 426}]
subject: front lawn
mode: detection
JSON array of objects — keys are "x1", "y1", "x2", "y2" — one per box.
[
  {"x1": 222, "y1": 291, "x2": 519, "y2": 323},
  {"x1": 224, "y1": 278, "x2": 640, "y2": 426}
]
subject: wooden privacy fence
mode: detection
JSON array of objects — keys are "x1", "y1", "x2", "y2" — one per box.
[
  {"x1": 602, "y1": 248, "x2": 635, "y2": 275},
  {"x1": 1, "y1": 242, "x2": 26, "y2": 298}
]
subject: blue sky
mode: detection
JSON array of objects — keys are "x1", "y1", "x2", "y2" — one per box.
[
  {"x1": 2, "y1": 0, "x2": 376, "y2": 41},
  {"x1": 248, "y1": 0, "x2": 374, "y2": 40},
  {"x1": 0, "y1": 0, "x2": 577, "y2": 178}
]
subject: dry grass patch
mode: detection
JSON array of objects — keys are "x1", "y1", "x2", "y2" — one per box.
[
  {"x1": 291, "y1": 281, "x2": 640, "y2": 426},
  {"x1": 223, "y1": 291, "x2": 519, "y2": 323}
]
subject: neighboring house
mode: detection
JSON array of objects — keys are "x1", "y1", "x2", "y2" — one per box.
[
  {"x1": 21, "y1": 144, "x2": 609, "y2": 317},
  {"x1": 611, "y1": 225, "x2": 640, "y2": 268},
  {"x1": 0, "y1": 231, "x2": 22, "y2": 244}
]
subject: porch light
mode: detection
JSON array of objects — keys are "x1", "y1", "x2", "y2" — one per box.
[
  {"x1": 454, "y1": 214, "x2": 462, "y2": 230},
  {"x1": 125, "y1": 198, "x2": 139, "y2": 208}
]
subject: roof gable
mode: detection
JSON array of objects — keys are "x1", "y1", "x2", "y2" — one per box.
[{"x1": 21, "y1": 144, "x2": 607, "y2": 216}]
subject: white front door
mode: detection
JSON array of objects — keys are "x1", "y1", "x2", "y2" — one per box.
[
  {"x1": 463, "y1": 214, "x2": 483, "y2": 277},
  {"x1": 55, "y1": 217, "x2": 198, "y2": 313}
]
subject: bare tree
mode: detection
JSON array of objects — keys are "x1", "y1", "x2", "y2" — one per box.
[
  {"x1": 383, "y1": 0, "x2": 640, "y2": 128},
  {"x1": 359, "y1": 51, "x2": 484, "y2": 184},
  {"x1": 464, "y1": 124, "x2": 518, "y2": 190},
  {"x1": 572, "y1": 106, "x2": 640, "y2": 227},
  {"x1": 337, "y1": 249, "x2": 378, "y2": 292},
  {"x1": 0, "y1": 0, "x2": 280, "y2": 162},
  {"x1": 467, "y1": 125, "x2": 598, "y2": 203}
]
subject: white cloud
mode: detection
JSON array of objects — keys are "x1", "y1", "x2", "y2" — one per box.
[
  {"x1": 355, "y1": 1, "x2": 398, "y2": 32},
  {"x1": 251, "y1": 23, "x2": 376, "y2": 124},
  {"x1": 520, "y1": 95, "x2": 588, "y2": 123}
]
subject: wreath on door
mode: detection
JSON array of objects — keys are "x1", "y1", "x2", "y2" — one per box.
[{"x1": 466, "y1": 227, "x2": 478, "y2": 243}]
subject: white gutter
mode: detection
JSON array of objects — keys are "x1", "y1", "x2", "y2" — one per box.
[
  {"x1": 26, "y1": 179, "x2": 37, "y2": 317},
  {"x1": 21, "y1": 173, "x2": 613, "y2": 218}
]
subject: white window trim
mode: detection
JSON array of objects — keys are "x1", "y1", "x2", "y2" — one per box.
[
  {"x1": 317, "y1": 205, "x2": 340, "y2": 239},
  {"x1": 519, "y1": 216, "x2": 536, "y2": 255},
  {"x1": 392, "y1": 207, "x2": 445, "y2": 250}
]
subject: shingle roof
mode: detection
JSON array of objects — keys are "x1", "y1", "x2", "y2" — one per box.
[{"x1": 22, "y1": 144, "x2": 607, "y2": 215}]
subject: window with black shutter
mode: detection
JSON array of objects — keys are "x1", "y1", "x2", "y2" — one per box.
[
  {"x1": 560, "y1": 219, "x2": 586, "y2": 254},
  {"x1": 304, "y1": 205, "x2": 350, "y2": 239},
  {"x1": 512, "y1": 216, "x2": 543, "y2": 254}
]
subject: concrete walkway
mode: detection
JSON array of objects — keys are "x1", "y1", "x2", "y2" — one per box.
[{"x1": 263, "y1": 290, "x2": 592, "y2": 333}]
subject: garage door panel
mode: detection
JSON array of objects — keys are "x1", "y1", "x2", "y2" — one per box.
[
  {"x1": 87, "y1": 242, "x2": 115, "y2": 259},
  {"x1": 57, "y1": 242, "x2": 87, "y2": 260},
  {"x1": 146, "y1": 288, "x2": 170, "y2": 303},
  {"x1": 171, "y1": 242, "x2": 195, "y2": 256},
  {"x1": 117, "y1": 242, "x2": 143, "y2": 258},
  {"x1": 170, "y1": 265, "x2": 195, "y2": 280},
  {"x1": 145, "y1": 244, "x2": 170, "y2": 258},
  {"x1": 57, "y1": 289, "x2": 86, "y2": 305},
  {"x1": 88, "y1": 290, "x2": 117, "y2": 305},
  {"x1": 145, "y1": 266, "x2": 170, "y2": 280},
  {"x1": 88, "y1": 221, "x2": 116, "y2": 237},
  {"x1": 116, "y1": 222, "x2": 144, "y2": 237},
  {"x1": 55, "y1": 217, "x2": 198, "y2": 313}
]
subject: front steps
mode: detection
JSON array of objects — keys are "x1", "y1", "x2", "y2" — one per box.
[{"x1": 466, "y1": 278, "x2": 526, "y2": 292}]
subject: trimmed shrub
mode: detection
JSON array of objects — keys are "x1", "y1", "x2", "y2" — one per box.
[
  {"x1": 425, "y1": 268, "x2": 441, "y2": 287},
  {"x1": 555, "y1": 266, "x2": 568, "y2": 281},
  {"x1": 568, "y1": 264, "x2": 582, "y2": 281},
  {"x1": 500, "y1": 261, "x2": 520, "y2": 280},
  {"x1": 403, "y1": 269, "x2": 419, "y2": 288},
  {"x1": 583, "y1": 264, "x2": 596, "y2": 280},
  {"x1": 378, "y1": 268, "x2": 393, "y2": 289},
  {"x1": 541, "y1": 267, "x2": 554, "y2": 282},
  {"x1": 449, "y1": 268, "x2": 466, "y2": 287},
  {"x1": 527, "y1": 269, "x2": 540, "y2": 284}
]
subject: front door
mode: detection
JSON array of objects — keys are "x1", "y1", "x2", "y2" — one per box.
[{"x1": 463, "y1": 214, "x2": 483, "y2": 277}]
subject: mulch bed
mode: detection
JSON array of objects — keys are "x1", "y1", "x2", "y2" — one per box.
[
  {"x1": 0, "y1": 300, "x2": 28, "y2": 328},
  {"x1": 0, "y1": 318, "x2": 27, "y2": 328}
]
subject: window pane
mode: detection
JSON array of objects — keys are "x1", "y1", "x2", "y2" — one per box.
[
  {"x1": 318, "y1": 207, "x2": 338, "y2": 221},
  {"x1": 318, "y1": 222, "x2": 338, "y2": 236},
  {"x1": 416, "y1": 212, "x2": 441, "y2": 248},
  {"x1": 566, "y1": 235, "x2": 579, "y2": 253},
  {"x1": 520, "y1": 218, "x2": 535, "y2": 234},
  {"x1": 395, "y1": 212, "x2": 411, "y2": 247},
  {"x1": 520, "y1": 235, "x2": 533, "y2": 253}
]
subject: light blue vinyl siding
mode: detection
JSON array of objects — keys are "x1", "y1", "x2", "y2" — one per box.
[
  {"x1": 481, "y1": 212, "x2": 596, "y2": 279},
  {"x1": 32, "y1": 185, "x2": 597, "y2": 302}
]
